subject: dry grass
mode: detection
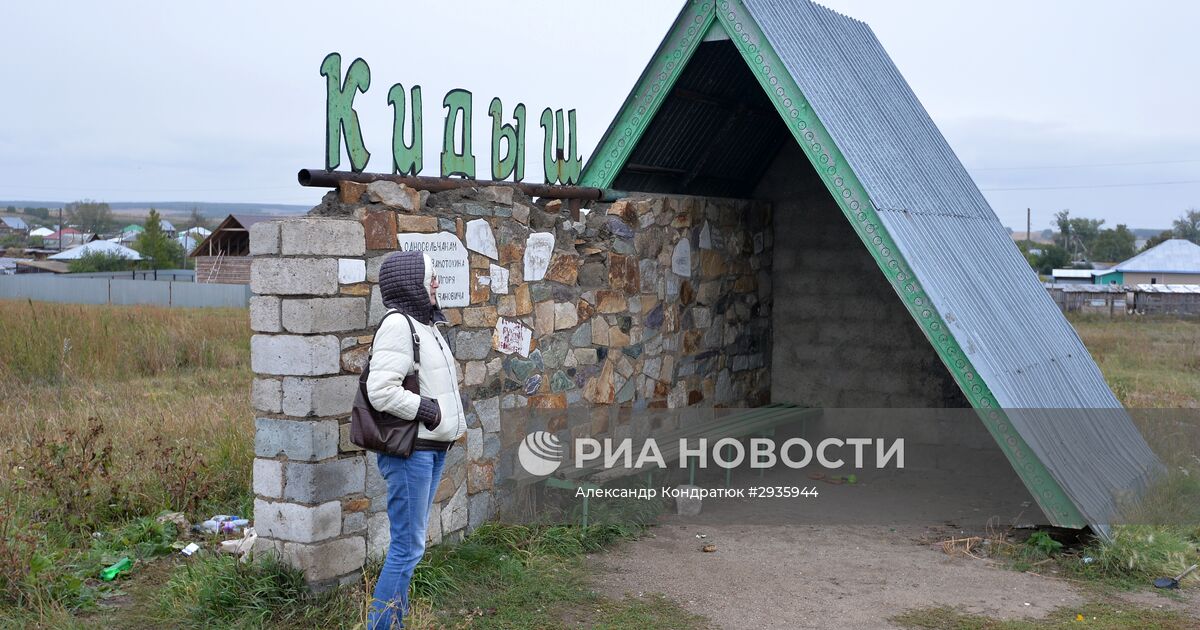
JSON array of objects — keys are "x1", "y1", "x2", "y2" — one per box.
[
  {"x1": 1069, "y1": 314, "x2": 1200, "y2": 407},
  {"x1": 0, "y1": 300, "x2": 252, "y2": 611},
  {"x1": 0, "y1": 299, "x2": 247, "y2": 385}
]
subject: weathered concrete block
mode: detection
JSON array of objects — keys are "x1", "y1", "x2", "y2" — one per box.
[
  {"x1": 367, "y1": 512, "x2": 390, "y2": 558},
  {"x1": 468, "y1": 492, "x2": 491, "y2": 531},
  {"x1": 281, "y1": 298, "x2": 366, "y2": 334},
  {"x1": 366, "y1": 455, "x2": 386, "y2": 512},
  {"x1": 281, "y1": 375, "x2": 358, "y2": 417},
  {"x1": 253, "y1": 458, "x2": 284, "y2": 498},
  {"x1": 368, "y1": 285, "x2": 387, "y2": 326},
  {"x1": 427, "y1": 500, "x2": 442, "y2": 546},
  {"x1": 251, "y1": 258, "x2": 338, "y2": 296},
  {"x1": 280, "y1": 218, "x2": 365, "y2": 257},
  {"x1": 249, "y1": 220, "x2": 281, "y2": 256},
  {"x1": 366, "y1": 253, "x2": 391, "y2": 283},
  {"x1": 251, "y1": 334, "x2": 340, "y2": 376},
  {"x1": 283, "y1": 536, "x2": 366, "y2": 583},
  {"x1": 254, "y1": 498, "x2": 341, "y2": 543},
  {"x1": 255, "y1": 417, "x2": 339, "y2": 461},
  {"x1": 343, "y1": 511, "x2": 367, "y2": 535},
  {"x1": 250, "y1": 296, "x2": 282, "y2": 332},
  {"x1": 251, "y1": 378, "x2": 283, "y2": 414},
  {"x1": 441, "y1": 485, "x2": 468, "y2": 534},
  {"x1": 339, "y1": 422, "x2": 364, "y2": 453},
  {"x1": 282, "y1": 457, "x2": 365, "y2": 503},
  {"x1": 475, "y1": 398, "x2": 499, "y2": 432}
]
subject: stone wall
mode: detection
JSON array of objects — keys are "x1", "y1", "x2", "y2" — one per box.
[
  {"x1": 249, "y1": 181, "x2": 772, "y2": 585},
  {"x1": 758, "y1": 142, "x2": 968, "y2": 408}
]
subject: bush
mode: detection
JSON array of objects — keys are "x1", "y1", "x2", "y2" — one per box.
[{"x1": 68, "y1": 250, "x2": 134, "y2": 273}]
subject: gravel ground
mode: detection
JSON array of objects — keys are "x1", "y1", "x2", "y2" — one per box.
[{"x1": 586, "y1": 464, "x2": 1197, "y2": 629}]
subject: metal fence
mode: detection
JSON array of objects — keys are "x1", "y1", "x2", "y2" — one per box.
[
  {"x1": 65, "y1": 269, "x2": 195, "y2": 282},
  {"x1": 0, "y1": 275, "x2": 249, "y2": 308},
  {"x1": 1044, "y1": 283, "x2": 1200, "y2": 316}
]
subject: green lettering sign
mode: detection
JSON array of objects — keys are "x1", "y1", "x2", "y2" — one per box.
[
  {"x1": 388, "y1": 83, "x2": 423, "y2": 176},
  {"x1": 320, "y1": 52, "x2": 371, "y2": 172},
  {"x1": 440, "y1": 89, "x2": 476, "y2": 179},
  {"x1": 489, "y1": 98, "x2": 526, "y2": 181},
  {"x1": 540, "y1": 108, "x2": 581, "y2": 185}
]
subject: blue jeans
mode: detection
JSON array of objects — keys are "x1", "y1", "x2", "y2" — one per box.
[{"x1": 368, "y1": 449, "x2": 446, "y2": 630}]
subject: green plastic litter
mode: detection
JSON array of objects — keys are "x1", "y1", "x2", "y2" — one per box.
[{"x1": 99, "y1": 557, "x2": 132, "y2": 581}]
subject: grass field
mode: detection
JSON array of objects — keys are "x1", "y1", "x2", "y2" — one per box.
[{"x1": 0, "y1": 301, "x2": 1196, "y2": 628}]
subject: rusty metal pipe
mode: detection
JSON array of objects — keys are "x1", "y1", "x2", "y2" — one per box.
[{"x1": 298, "y1": 169, "x2": 626, "y2": 202}]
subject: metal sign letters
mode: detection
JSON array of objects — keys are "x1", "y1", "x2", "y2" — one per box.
[{"x1": 321, "y1": 52, "x2": 581, "y2": 185}]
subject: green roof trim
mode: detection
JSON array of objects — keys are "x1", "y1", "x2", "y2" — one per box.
[
  {"x1": 583, "y1": 0, "x2": 1086, "y2": 528},
  {"x1": 579, "y1": 1, "x2": 716, "y2": 188}
]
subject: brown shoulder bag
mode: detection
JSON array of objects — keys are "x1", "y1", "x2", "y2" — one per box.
[{"x1": 350, "y1": 311, "x2": 421, "y2": 457}]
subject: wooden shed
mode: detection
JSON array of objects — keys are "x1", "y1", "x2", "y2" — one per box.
[{"x1": 188, "y1": 215, "x2": 272, "y2": 284}]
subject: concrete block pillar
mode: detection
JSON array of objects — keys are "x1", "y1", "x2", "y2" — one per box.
[{"x1": 250, "y1": 217, "x2": 374, "y2": 587}]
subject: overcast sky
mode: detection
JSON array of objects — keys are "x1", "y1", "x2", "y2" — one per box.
[{"x1": 2, "y1": 0, "x2": 1197, "y2": 231}]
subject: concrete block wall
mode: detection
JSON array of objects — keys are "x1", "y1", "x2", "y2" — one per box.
[
  {"x1": 251, "y1": 182, "x2": 772, "y2": 586},
  {"x1": 758, "y1": 142, "x2": 967, "y2": 408}
]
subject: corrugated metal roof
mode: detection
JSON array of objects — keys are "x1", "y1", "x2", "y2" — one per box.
[
  {"x1": 1134, "y1": 283, "x2": 1200, "y2": 293},
  {"x1": 740, "y1": 0, "x2": 1161, "y2": 534},
  {"x1": 1051, "y1": 269, "x2": 1098, "y2": 279},
  {"x1": 1112, "y1": 239, "x2": 1200, "y2": 273},
  {"x1": 589, "y1": 0, "x2": 1162, "y2": 533}
]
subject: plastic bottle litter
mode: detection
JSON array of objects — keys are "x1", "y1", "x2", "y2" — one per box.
[
  {"x1": 195, "y1": 515, "x2": 250, "y2": 535},
  {"x1": 100, "y1": 557, "x2": 132, "y2": 581}
]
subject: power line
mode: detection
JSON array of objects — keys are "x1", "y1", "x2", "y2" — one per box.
[
  {"x1": 970, "y1": 158, "x2": 1200, "y2": 171},
  {"x1": 981, "y1": 179, "x2": 1200, "y2": 192}
]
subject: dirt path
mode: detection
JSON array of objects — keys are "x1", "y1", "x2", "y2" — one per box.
[
  {"x1": 590, "y1": 521, "x2": 1087, "y2": 629},
  {"x1": 580, "y1": 443, "x2": 1200, "y2": 628}
]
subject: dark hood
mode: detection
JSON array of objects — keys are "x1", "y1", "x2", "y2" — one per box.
[{"x1": 377, "y1": 250, "x2": 446, "y2": 325}]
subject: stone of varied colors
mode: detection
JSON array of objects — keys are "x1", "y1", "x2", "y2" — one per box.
[
  {"x1": 366, "y1": 180, "x2": 420, "y2": 212},
  {"x1": 469, "y1": 268, "x2": 490, "y2": 304},
  {"x1": 546, "y1": 254, "x2": 579, "y2": 284},
  {"x1": 361, "y1": 210, "x2": 398, "y2": 250},
  {"x1": 524, "y1": 374, "x2": 542, "y2": 396},
  {"x1": 596, "y1": 290, "x2": 626, "y2": 314},
  {"x1": 553, "y1": 302, "x2": 578, "y2": 330},
  {"x1": 607, "y1": 254, "x2": 639, "y2": 295},
  {"x1": 533, "y1": 300, "x2": 555, "y2": 337},
  {"x1": 513, "y1": 283, "x2": 533, "y2": 315}
]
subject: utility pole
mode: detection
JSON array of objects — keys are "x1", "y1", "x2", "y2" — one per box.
[
  {"x1": 1026, "y1": 208, "x2": 1031, "y2": 252},
  {"x1": 57, "y1": 206, "x2": 64, "y2": 251}
]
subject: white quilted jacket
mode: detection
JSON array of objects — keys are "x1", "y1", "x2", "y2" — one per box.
[{"x1": 365, "y1": 310, "x2": 466, "y2": 442}]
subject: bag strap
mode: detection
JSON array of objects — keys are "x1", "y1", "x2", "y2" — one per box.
[{"x1": 369, "y1": 310, "x2": 421, "y2": 368}]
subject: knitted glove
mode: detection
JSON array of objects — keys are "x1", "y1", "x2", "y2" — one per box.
[{"x1": 415, "y1": 397, "x2": 441, "y2": 431}]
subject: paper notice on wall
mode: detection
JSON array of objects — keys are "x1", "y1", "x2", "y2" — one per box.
[
  {"x1": 524, "y1": 232, "x2": 554, "y2": 281},
  {"x1": 488, "y1": 264, "x2": 509, "y2": 294},
  {"x1": 396, "y1": 231, "x2": 469, "y2": 307},
  {"x1": 465, "y1": 218, "x2": 498, "y2": 259},
  {"x1": 672, "y1": 239, "x2": 692, "y2": 277},
  {"x1": 493, "y1": 318, "x2": 532, "y2": 357}
]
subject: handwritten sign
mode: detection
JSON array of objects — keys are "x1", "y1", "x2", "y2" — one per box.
[
  {"x1": 672, "y1": 239, "x2": 691, "y2": 277},
  {"x1": 489, "y1": 264, "x2": 509, "y2": 295},
  {"x1": 396, "y1": 231, "x2": 469, "y2": 307},
  {"x1": 465, "y1": 219, "x2": 498, "y2": 259},
  {"x1": 524, "y1": 232, "x2": 554, "y2": 281},
  {"x1": 493, "y1": 318, "x2": 532, "y2": 357}
]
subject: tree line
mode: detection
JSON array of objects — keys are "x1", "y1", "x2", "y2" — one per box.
[
  {"x1": 3, "y1": 200, "x2": 215, "y2": 272},
  {"x1": 1024, "y1": 208, "x2": 1199, "y2": 275}
]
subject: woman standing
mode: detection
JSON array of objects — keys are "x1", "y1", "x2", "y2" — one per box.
[{"x1": 365, "y1": 250, "x2": 466, "y2": 629}]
